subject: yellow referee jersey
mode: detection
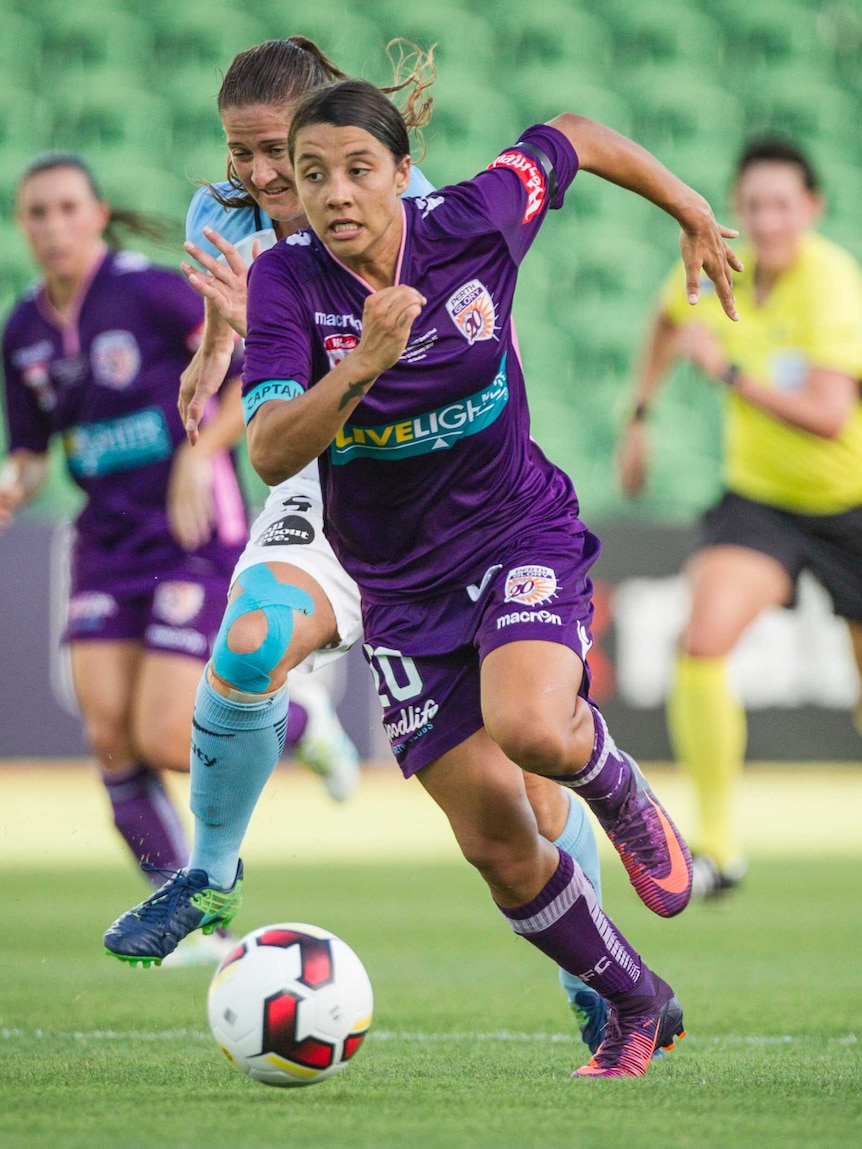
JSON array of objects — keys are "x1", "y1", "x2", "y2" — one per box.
[{"x1": 661, "y1": 232, "x2": 862, "y2": 514}]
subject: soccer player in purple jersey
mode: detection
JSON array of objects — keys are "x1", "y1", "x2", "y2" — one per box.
[
  {"x1": 0, "y1": 154, "x2": 249, "y2": 961},
  {"x1": 103, "y1": 39, "x2": 614, "y2": 1051},
  {"x1": 232, "y1": 80, "x2": 740, "y2": 1078}
]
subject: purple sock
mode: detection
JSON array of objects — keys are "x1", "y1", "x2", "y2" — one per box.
[
  {"x1": 102, "y1": 763, "x2": 189, "y2": 885},
  {"x1": 283, "y1": 700, "x2": 309, "y2": 751},
  {"x1": 499, "y1": 849, "x2": 665, "y2": 1012},
  {"x1": 555, "y1": 703, "x2": 634, "y2": 819}
]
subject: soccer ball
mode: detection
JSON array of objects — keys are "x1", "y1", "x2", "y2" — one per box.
[{"x1": 207, "y1": 922, "x2": 373, "y2": 1087}]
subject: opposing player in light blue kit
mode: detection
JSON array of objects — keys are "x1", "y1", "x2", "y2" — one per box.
[{"x1": 103, "y1": 37, "x2": 612, "y2": 1053}]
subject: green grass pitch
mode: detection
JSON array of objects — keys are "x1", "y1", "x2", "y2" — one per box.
[{"x1": 1, "y1": 854, "x2": 860, "y2": 1149}]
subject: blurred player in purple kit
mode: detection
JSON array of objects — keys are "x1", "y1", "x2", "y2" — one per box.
[
  {"x1": 109, "y1": 67, "x2": 742, "y2": 1076},
  {"x1": 0, "y1": 154, "x2": 246, "y2": 960},
  {"x1": 103, "y1": 38, "x2": 614, "y2": 1053}
]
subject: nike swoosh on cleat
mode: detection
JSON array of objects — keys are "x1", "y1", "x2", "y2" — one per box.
[{"x1": 646, "y1": 795, "x2": 691, "y2": 896}]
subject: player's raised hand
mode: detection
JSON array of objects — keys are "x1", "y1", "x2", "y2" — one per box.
[
  {"x1": 182, "y1": 226, "x2": 255, "y2": 338},
  {"x1": 179, "y1": 331, "x2": 235, "y2": 446},
  {"x1": 355, "y1": 285, "x2": 426, "y2": 377},
  {"x1": 679, "y1": 203, "x2": 743, "y2": 321}
]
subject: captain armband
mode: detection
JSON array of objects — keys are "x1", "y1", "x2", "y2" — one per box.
[{"x1": 242, "y1": 379, "x2": 305, "y2": 424}]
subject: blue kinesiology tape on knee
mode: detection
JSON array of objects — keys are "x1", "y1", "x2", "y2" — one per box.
[{"x1": 211, "y1": 565, "x2": 315, "y2": 693}]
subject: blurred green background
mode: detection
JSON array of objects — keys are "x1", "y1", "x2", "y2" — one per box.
[{"x1": 2, "y1": 0, "x2": 861, "y2": 523}]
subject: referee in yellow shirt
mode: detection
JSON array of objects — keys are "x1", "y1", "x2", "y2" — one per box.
[{"x1": 618, "y1": 136, "x2": 862, "y2": 897}]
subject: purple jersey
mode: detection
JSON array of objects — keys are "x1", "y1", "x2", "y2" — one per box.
[
  {"x1": 243, "y1": 124, "x2": 584, "y2": 603},
  {"x1": 2, "y1": 250, "x2": 246, "y2": 591}
]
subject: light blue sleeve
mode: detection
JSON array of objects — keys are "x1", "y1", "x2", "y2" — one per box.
[
  {"x1": 185, "y1": 184, "x2": 264, "y2": 259},
  {"x1": 406, "y1": 165, "x2": 436, "y2": 198}
]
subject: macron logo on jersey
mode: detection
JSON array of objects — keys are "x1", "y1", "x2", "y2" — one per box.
[
  {"x1": 488, "y1": 150, "x2": 547, "y2": 223},
  {"x1": 315, "y1": 312, "x2": 362, "y2": 333}
]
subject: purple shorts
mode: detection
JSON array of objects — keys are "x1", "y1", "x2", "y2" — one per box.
[
  {"x1": 361, "y1": 529, "x2": 601, "y2": 777},
  {"x1": 64, "y1": 570, "x2": 229, "y2": 661}
]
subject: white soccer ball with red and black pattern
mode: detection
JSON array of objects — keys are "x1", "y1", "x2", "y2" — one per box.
[{"x1": 207, "y1": 922, "x2": 373, "y2": 1087}]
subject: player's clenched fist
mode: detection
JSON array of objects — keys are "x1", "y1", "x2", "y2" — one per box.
[{"x1": 355, "y1": 285, "x2": 426, "y2": 376}]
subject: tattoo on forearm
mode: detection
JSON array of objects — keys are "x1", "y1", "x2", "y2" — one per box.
[{"x1": 338, "y1": 378, "x2": 372, "y2": 411}]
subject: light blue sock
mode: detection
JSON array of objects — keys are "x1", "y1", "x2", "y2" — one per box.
[
  {"x1": 553, "y1": 789, "x2": 603, "y2": 1004},
  {"x1": 188, "y1": 673, "x2": 288, "y2": 889}
]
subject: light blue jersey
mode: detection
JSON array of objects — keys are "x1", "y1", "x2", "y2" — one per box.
[{"x1": 186, "y1": 166, "x2": 436, "y2": 258}]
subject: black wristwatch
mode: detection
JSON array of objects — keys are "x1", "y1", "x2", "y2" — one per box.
[
  {"x1": 632, "y1": 401, "x2": 650, "y2": 422},
  {"x1": 719, "y1": 363, "x2": 741, "y2": 388}
]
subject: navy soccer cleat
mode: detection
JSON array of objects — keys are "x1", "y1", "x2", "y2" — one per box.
[
  {"x1": 103, "y1": 861, "x2": 243, "y2": 967},
  {"x1": 570, "y1": 989, "x2": 610, "y2": 1054}
]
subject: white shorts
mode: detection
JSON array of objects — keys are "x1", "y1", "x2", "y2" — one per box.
[{"x1": 230, "y1": 475, "x2": 363, "y2": 672}]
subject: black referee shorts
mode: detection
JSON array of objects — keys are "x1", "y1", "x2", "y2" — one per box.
[{"x1": 699, "y1": 491, "x2": 862, "y2": 621}]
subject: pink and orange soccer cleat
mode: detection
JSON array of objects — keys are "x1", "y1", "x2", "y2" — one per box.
[
  {"x1": 573, "y1": 993, "x2": 685, "y2": 1079},
  {"x1": 596, "y1": 755, "x2": 692, "y2": 918}
]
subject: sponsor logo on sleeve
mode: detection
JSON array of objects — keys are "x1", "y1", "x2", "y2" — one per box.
[
  {"x1": 770, "y1": 350, "x2": 809, "y2": 392},
  {"x1": 504, "y1": 565, "x2": 558, "y2": 606},
  {"x1": 91, "y1": 330, "x2": 141, "y2": 389},
  {"x1": 488, "y1": 150, "x2": 547, "y2": 223},
  {"x1": 13, "y1": 341, "x2": 57, "y2": 411},
  {"x1": 22, "y1": 364, "x2": 55, "y2": 411},
  {"x1": 445, "y1": 279, "x2": 497, "y2": 345}
]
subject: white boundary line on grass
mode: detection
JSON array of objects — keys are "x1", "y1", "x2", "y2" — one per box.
[{"x1": 0, "y1": 1028, "x2": 857, "y2": 1046}]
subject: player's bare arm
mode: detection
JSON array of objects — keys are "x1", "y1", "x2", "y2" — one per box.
[
  {"x1": 680, "y1": 324, "x2": 857, "y2": 438},
  {"x1": 178, "y1": 299, "x2": 236, "y2": 445},
  {"x1": 548, "y1": 113, "x2": 743, "y2": 321},
  {"x1": 248, "y1": 285, "x2": 425, "y2": 486},
  {"x1": 168, "y1": 376, "x2": 245, "y2": 550},
  {"x1": 617, "y1": 310, "x2": 681, "y2": 498}
]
